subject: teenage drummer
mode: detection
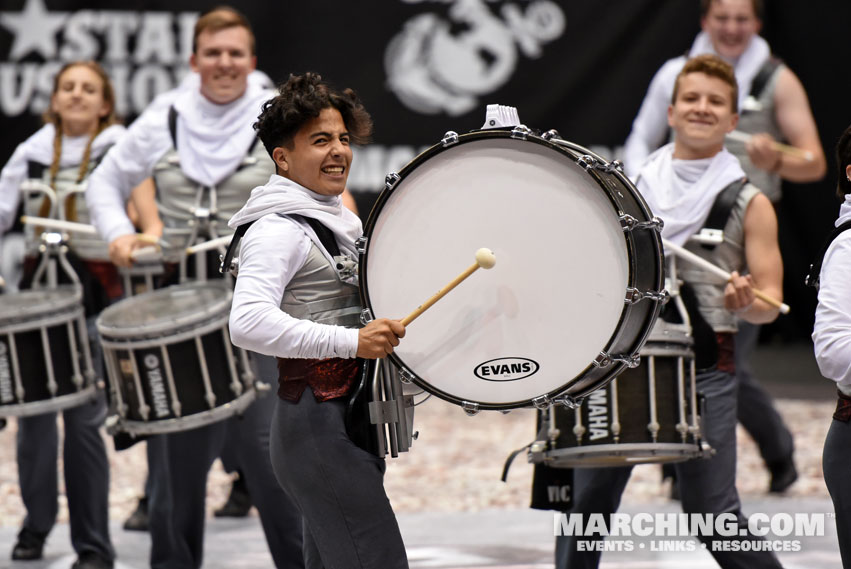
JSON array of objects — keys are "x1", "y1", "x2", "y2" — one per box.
[
  {"x1": 555, "y1": 54, "x2": 785, "y2": 569},
  {"x1": 0, "y1": 61, "x2": 147, "y2": 569},
  {"x1": 228, "y1": 72, "x2": 408, "y2": 569},
  {"x1": 84, "y1": 7, "x2": 302, "y2": 569}
]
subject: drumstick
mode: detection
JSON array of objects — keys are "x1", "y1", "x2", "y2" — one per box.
[
  {"x1": 130, "y1": 246, "x2": 161, "y2": 262},
  {"x1": 726, "y1": 130, "x2": 814, "y2": 162},
  {"x1": 21, "y1": 215, "x2": 161, "y2": 248},
  {"x1": 663, "y1": 238, "x2": 790, "y2": 314},
  {"x1": 400, "y1": 248, "x2": 496, "y2": 326},
  {"x1": 20, "y1": 215, "x2": 97, "y2": 234},
  {"x1": 186, "y1": 235, "x2": 232, "y2": 255}
]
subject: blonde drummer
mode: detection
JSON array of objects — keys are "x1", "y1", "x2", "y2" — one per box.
[{"x1": 0, "y1": 61, "x2": 131, "y2": 569}]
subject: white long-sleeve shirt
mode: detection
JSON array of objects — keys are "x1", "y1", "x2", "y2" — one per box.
[
  {"x1": 85, "y1": 105, "x2": 173, "y2": 243},
  {"x1": 813, "y1": 195, "x2": 851, "y2": 395},
  {"x1": 228, "y1": 213, "x2": 359, "y2": 359}
]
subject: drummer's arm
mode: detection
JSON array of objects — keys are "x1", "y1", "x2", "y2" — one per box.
[
  {"x1": 813, "y1": 235, "x2": 851, "y2": 389},
  {"x1": 725, "y1": 192, "x2": 783, "y2": 324},
  {"x1": 87, "y1": 124, "x2": 161, "y2": 267},
  {"x1": 129, "y1": 177, "x2": 163, "y2": 238}
]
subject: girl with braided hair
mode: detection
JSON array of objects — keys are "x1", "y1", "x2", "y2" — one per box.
[{"x1": 0, "y1": 61, "x2": 154, "y2": 569}]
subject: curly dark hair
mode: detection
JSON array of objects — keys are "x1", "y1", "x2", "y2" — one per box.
[
  {"x1": 836, "y1": 124, "x2": 851, "y2": 198},
  {"x1": 254, "y1": 72, "x2": 373, "y2": 161}
]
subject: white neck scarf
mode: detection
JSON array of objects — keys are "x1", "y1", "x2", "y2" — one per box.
[
  {"x1": 172, "y1": 81, "x2": 273, "y2": 187},
  {"x1": 688, "y1": 31, "x2": 771, "y2": 111},
  {"x1": 229, "y1": 174, "x2": 362, "y2": 260},
  {"x1": 21, "y1": 123, "x2": 126, "y2": 168},
  {"x1": 637, "y1": 143, "x2": 746, "y2": 248}
]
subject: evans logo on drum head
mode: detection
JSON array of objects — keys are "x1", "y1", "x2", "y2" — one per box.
[{"x1": 474, "y1": 358, "x2": 539, "y2": 382}]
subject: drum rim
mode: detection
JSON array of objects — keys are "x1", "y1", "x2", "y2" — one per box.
[
  {"x1": 358, "y1": 129, "x2": 664, "y2": 410},
  {"x1": 0, "y1": 384, "x2": 97, "y2": 416},
  {"x1": 0, "y1": 285, "x2": 82, "y2": 323},
  {"x1": 96, "y1": 282, "x2": 232, "y2": 337}
]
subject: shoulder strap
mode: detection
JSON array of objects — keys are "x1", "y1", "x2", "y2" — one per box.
[
  {"x1": 219, "y1": 221, "x2": 254, "y2": 274},
  {"x1": 295, "y1": 215, "x2": 341, "y2": 257},
  {"x1": 697, "y1": 177, "x2": 748, "y2": 250},
  {"x1": 26, "y1": 160, "x2": 47, "y2": 180},
  {"x1": 805, "y1": 219, "x2": 851, "y2": 289},
  {"x1": 168, "y1": 105, "x2": 178, "y2": 149},
  {"x1": 749, "y1": 57, "x2": 782, "y2": 100},
  {"x1": 703, "y1": 177, "x2": 748, "y2": 232}
]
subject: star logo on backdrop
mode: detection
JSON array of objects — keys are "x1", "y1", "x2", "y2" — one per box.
[{"x1": 0, "y1": 0, "x2": 68, "y2": 60}]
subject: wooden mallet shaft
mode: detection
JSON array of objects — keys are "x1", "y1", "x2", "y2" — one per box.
[
  {"x1": 400, "y1": 248, "x2": 496, "y2": 326},
  {"x1": 663, "y1": 238, "x2": 790, "y2": 314}
]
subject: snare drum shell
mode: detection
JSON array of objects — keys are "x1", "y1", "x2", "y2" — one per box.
[
  {"x1": 111, "y1": 334, "x2": 244, "y2": 422},
  {"x1": 0, "y1": 287, "x2": 93, "y2": 412}
]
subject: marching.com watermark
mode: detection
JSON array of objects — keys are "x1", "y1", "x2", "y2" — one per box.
[{"x1": 554, "y1": 513, "x2": 828, "y2": 552}]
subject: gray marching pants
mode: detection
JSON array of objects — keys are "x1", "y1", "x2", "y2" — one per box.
[
  {"x1": 270, "y1": 390, "x2": 408, "y2": 569},
  {"x1": 555, "y1": 368, "x2": 784, "y2": 569},
  {"x1": 147, "y1": 353, "x2": 303, "y2": 569},
  {"x1": 823, "y1": 417, "x2": 851, "y2": 567},
  {"x1": 16, "y1": 392, "x2": 114, "y2": 561},
  {"x1": 734, "y1": 321, "x2": 794, "y2": 465},
  {"x1": 15, "y1": 313, "x2": 114, "y2": 561}
]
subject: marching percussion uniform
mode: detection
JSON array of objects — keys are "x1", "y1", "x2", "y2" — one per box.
[
  {"x1": 555, "y1": 144, "x2": 783, "y2": 569},
  {"x1": 622, "y1": 24, "x2": 819, "y2": 490},
  {"x1": 229, "y1": 175, "x2": 408, "y2": 569},
  {"x1": 85, "y1": 81, "x2": 303, "y2": 569},
  {"x1": 0, "y1": 123, "x2": 124, "y2": 565},
  {"x1": 812, "y1": 193, "x2": 851, "y2": 566}
]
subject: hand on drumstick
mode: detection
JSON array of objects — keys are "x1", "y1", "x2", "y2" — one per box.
[
  {"x1": 109, "y1": 233, "x2": 161, "y2": 268},
  {"x1": 724, "y1": 271, "x2": 757, "y2": 313},
  {"x1": 357, "y1": 248, "x2": 497, "y2": 359},
  {"x1": 357, "y1": 319, "x2": 406, "y2": 359}
]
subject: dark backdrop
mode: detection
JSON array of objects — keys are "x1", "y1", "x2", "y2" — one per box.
[{"x1": 1, "y1": 0, "x2": 848, "y2": 340}]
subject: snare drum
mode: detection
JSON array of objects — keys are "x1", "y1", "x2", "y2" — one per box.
[
  {"x1": 0, "y1": 286, "x2": 97, "y2": 416},
  {"x1": 534, "y1": 318, "x2": 705, "y2": 467},
  {"x1": 359, "y1": 129, "x2": 665, "y2": 411},
  {"x1": 97, "y1": 281, "x2": 256, "y2": 435}
]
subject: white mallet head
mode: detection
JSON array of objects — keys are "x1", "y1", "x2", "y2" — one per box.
[{"x1": 475, "y1": 248, "x2": 496, "y2": 269}]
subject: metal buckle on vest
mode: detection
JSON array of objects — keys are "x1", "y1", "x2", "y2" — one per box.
[{"x1": 334, "y1": 255, "x2": 358, "y2": 281}]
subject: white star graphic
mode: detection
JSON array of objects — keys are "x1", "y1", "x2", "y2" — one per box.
[{"x1": 0, "y1": 0, "x2": 68, "y2": 60}]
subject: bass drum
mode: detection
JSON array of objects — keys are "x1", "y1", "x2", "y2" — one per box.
[{"x1": 359, "y1": 128, "x2": 665, "y2": 411}]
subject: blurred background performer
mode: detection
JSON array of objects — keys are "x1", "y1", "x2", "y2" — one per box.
[
  {"x1": 556, "y1": 55, "x2": 784, "y2": 569},
  {"x1": 84, "y1": 7, "x2": 302, "y2": 569},
  {"x1": 0, "y1": 60, "x2": 146, "y2": 569},
  {"x1": 812, "y1": 123, "x2": 851, "y2": 567},
  {"x1": 622, "y1": 0, "x2": 825, "y2": 493},
  {"x1": 229, "y1": 72, "x2": 408, "y2": 569}
]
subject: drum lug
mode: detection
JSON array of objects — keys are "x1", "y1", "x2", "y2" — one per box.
[
  {"x1": 399, "y1": 368, "x2": 414, "y2": 384},
  {"x1": 461, "y1": 401, "x2": 480, "y2": 416},
  {"x1": 532, "y1": 395, "x2": 551, "y2": 410},
  {"x1": 625, "y1": 287, "x2": 670, "y2": 305},
  {"x1": 510, "y1": 125, "x2": 532, "y2": 140},
  {"x1": 360, "y1": 308, "x2": 374, "y2": 325},
  {"x1": 355, "y1": 236, "x2": 368, "y2": 254},
  {"x1": 593, "y1": 352, "x2": 641, "y2": 369},
  {"x1": 384, "y1": 172, "x2": 401, "y2": 191},
  {"x1": 620, "y1": 214, "x2": 664, "y2": 233},
  {"x1": 441, "y1": 131, "x2": 459, "y2": 147},
  {"x1": 578, "y1": 154, "x2": 624, "y2": 174},
  {"x1": 556, "y1": 395, "x2": 581, "y2": 409},
  {"x1": 541, "y1": 129, "x2": 560, "y2": 141}
]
